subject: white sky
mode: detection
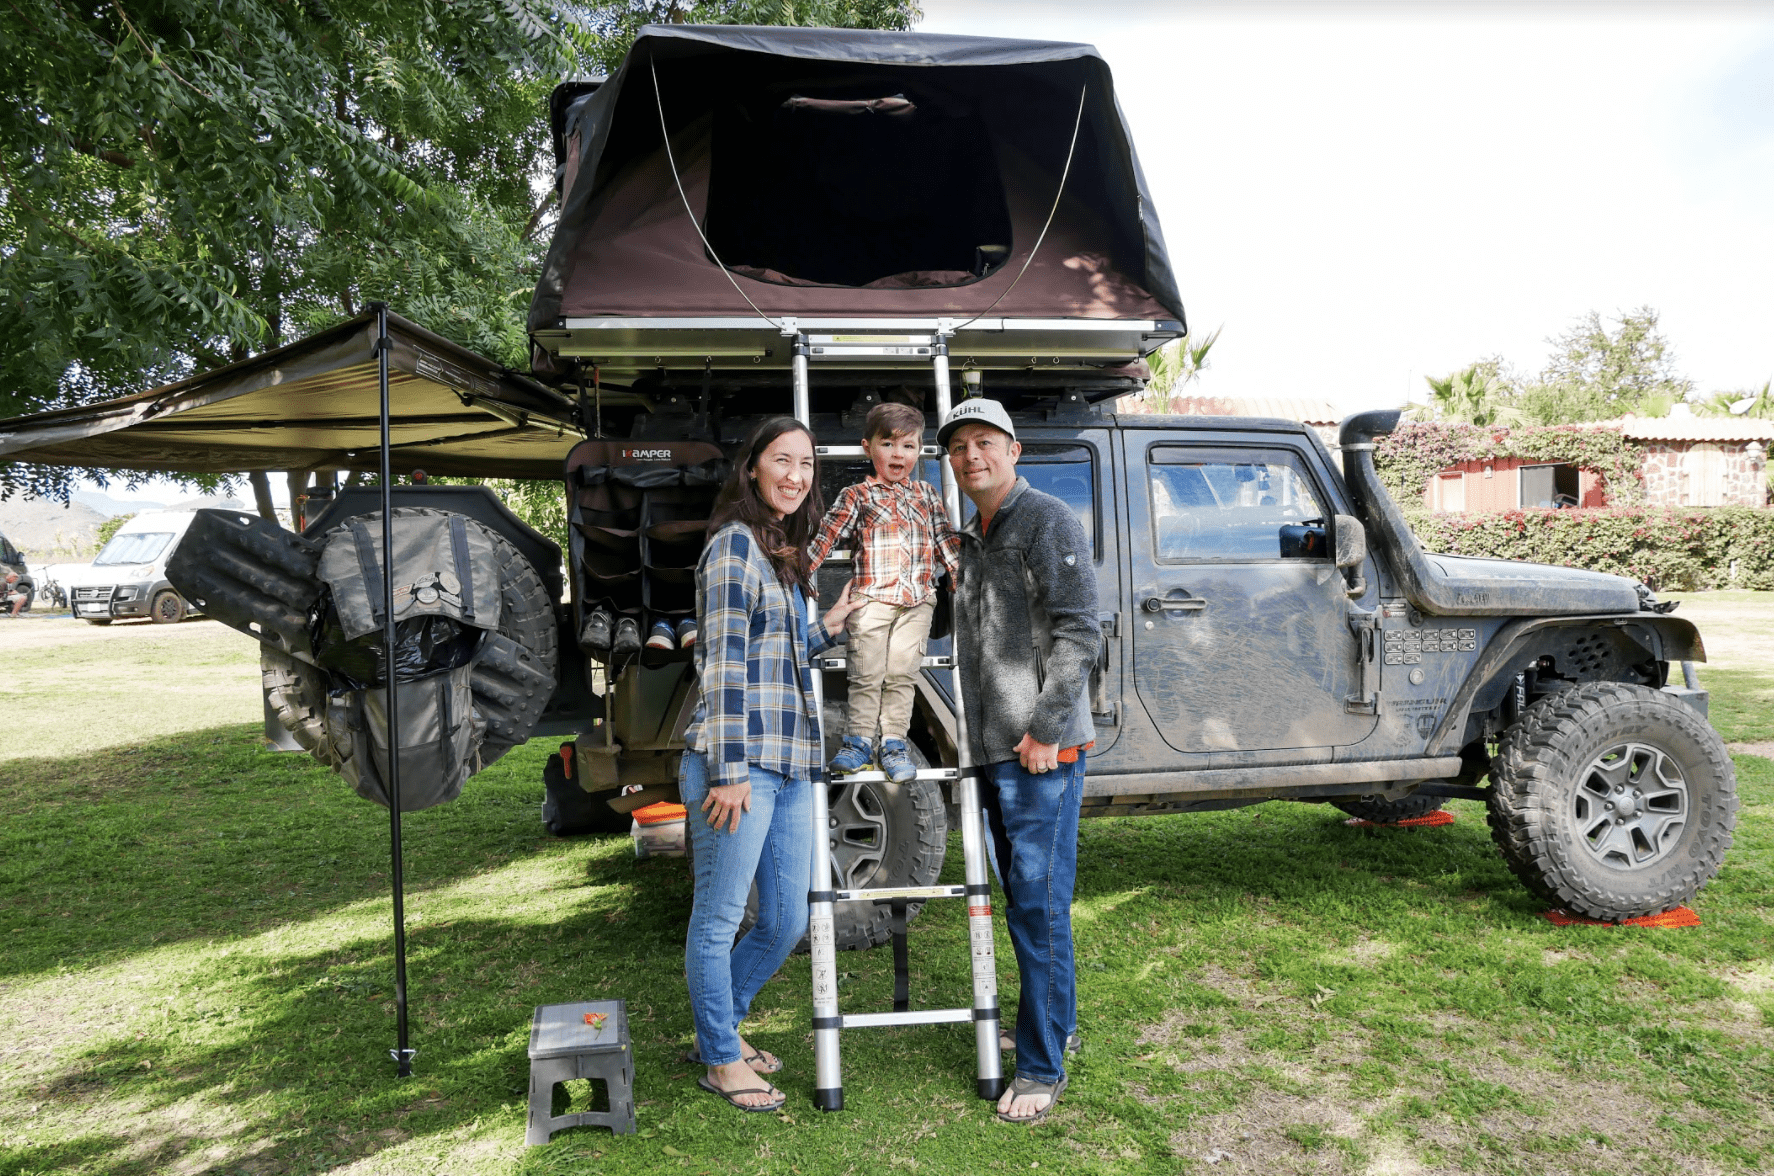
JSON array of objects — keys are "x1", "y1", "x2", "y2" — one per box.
[{"x1": 921, "y1": 0, "x2": 1774, "y2": 413}]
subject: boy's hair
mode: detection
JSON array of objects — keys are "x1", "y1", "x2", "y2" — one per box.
[{"x1": 864, "y1": 401, "x2": 925, "y2": 443}]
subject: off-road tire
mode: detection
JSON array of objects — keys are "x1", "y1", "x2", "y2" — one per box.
[
  {"x1": 150, "y1": 589, "x2": 187, "y2": 624},
  {"x1": 263, "y1": 648, "x2": 343, "y2": 769},
  {"x1": 1332, "y1": 791, "x2": 1447, "y2": 824},
  {"x1": 1487, "y1": 682, "x2": 1737, "y2": 921}
]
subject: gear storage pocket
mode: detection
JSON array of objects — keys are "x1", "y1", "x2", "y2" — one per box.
[{"x1": 346, "y1": 664, "x2": 483, "y2": 811}]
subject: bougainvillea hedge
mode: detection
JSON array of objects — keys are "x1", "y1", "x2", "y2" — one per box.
[
  {"x1": 1375, "y1": 421, "x2": 1646, "y2": 506},
  {"x1": 1407, "y1": 505, "x2": 1774, "y2": 591}
]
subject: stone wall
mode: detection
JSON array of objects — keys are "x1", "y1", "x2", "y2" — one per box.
[{"x1": 1638, "y1": 441, "x2": 1768, "y2": 508}]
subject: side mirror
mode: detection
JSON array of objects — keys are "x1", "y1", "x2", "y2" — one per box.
[
  {"x1": 1333, "y1": 515, "x2": 1367, "y2": 570},
  {"x1": 1333, "y1": 515, "x2": 1368, "y2": 598}
]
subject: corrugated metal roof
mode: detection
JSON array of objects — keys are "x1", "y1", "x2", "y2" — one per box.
[
  {"x1": 1148, "y1": 395, "x2": 1343, "y2": 425},
  {"x1": 1601, "y1": 415, "x2": 1774, "y2": 442}
]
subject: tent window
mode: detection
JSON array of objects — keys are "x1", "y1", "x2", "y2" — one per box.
[{"x1": 703, "y1": 94, "x2": 1013, "y2": 289}]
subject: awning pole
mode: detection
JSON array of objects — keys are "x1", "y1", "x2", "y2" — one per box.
[{"x1": 371, "y1": 301, "x2": 415, "y2": 1078}]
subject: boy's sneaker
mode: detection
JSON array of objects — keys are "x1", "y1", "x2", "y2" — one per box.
[
  {"x1": 579, "y1": 609, "x2": 612, "y2": 651},
  {"x1": 612, "y1": 616, "x2": 642, "y2": 657},
  {"x1": 645, "y1": 619, "x2": 676, "y2": 650},
  {"x1": 828, "y1": 736, "x2": 872, "y2": 776},
  {"x1": 877, "y1": 738, "x2": 917, "y2": 784},
  {"x1": 674, "y1": 617, "x2": 697, "y2": 649}
]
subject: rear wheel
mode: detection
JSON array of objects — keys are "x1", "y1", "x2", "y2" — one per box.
[
  {"x1": 1488, "y1": 682, "x2": 1738, "y2": 921},
  {"x1": 741, "y1": 717, "x2": 949, "y2": 953},
  {"x1": 150, "y1": 590, "x2": 187, "y2": 624}
]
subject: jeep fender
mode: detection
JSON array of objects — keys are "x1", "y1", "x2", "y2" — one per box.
[{"x1": 1425, "y1": 614, "x2": 1705, "y2": 756}]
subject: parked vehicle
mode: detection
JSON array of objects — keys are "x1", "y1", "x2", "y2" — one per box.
[
  {"x1": 0, "y1": 530, "x2": 33, "y2": 613},
  {"x1": 150, "y1": 27, "x2": 1737, "y2": 934},
  {"x1": 64, "y1": 510, "x2": 202, "y2": 624}
]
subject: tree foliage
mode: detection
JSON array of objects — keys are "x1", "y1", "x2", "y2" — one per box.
[
  {"x1": 1421, "y1": 358, "x2": 1521, "y2": 427},
  {"x1": 1515, "y1": 307, "x2": 1694, "y2": 425},
  {"x1": 0, "y1": 0, "x2": 917, "y2": 503},
  {"x1": 1139, "y1": 325, "x2": 1221, "y2": 413}
]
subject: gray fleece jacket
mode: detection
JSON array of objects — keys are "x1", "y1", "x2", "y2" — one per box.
[{"x1": 955, "y1": 477, "x2": 1100, "y2": 765}]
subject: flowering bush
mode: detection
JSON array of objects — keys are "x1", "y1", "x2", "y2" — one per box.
[
  {"x1": 1376, "y1": 422, "x2": 1645, "y2": 506},
  {"x1": 1407, "y1": 505, "x2": 1774, "y2": 591}
]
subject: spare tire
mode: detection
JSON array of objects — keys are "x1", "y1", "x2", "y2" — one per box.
[{"x1": 261, "y1": 508, "x2": 557, "y2": 774}]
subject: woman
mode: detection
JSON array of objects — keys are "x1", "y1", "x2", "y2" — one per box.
[{"x1": 682, "y1": 416, "x2": 861, "y2": 1112}]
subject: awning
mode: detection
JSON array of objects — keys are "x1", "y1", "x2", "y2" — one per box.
[{"x1": 0, "y1": 311, "x2": 585, "y2": 481}]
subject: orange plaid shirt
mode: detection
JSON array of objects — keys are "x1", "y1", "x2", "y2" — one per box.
[{"x1": 808, "y1": 476, "x2": 962, "y2": 607}]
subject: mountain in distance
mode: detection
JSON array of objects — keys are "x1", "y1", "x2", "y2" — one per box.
[
  {"x1": 0, "y1": 498, "x2": 109, "y2": 558},
  {"x1": 71, "y1": 489, "x2": 180, "y2": 517}
]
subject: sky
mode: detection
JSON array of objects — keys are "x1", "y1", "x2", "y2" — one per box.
[{"x1": 920, "y1": 0, "x2": 1774, "y2": 414}]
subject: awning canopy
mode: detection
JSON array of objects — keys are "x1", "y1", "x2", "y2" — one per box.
[
  {"x1": 529, "y1": 25, "x2": 1186, "y2": 381},
  {"x1": 0, "y1": 311, "x2": 585, "y2": 481}
]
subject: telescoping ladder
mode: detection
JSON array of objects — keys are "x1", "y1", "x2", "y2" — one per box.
[{"x1": 786, "y1": 322, "x2": 1005, "y2": 1111}]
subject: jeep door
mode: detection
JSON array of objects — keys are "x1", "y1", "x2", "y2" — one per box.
[{"x1": 1124, "y1": 432, "x2": 1378, "y2": 754}]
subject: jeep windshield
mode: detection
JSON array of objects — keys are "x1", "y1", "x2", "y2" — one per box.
[{"x1": 93, "y1": 532, "x2": 174, "y2": 566}]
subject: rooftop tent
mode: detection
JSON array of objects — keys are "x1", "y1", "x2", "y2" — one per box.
[
  {"x1": 529, "y1": 25, "x2": 1186, "y2": 380},
  {"x1": 0, "y1": 311, "x2": 583, "y2": 481}
]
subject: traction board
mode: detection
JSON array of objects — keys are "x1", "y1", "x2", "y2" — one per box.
[
  {"x1": 1542, "y1": 907, "x2": 1701, "y2": 928},
  {"x1": 1344, "y1": 810, "x2": 1456, "y2": 829}
]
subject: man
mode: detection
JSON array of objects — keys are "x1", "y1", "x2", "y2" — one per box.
[
  {"x1": 938, "y1": 397, "x2": 1100, "y2": 1125},
  {"x1": 3, "y1": 571, "x2": 26, "y2": 617}
]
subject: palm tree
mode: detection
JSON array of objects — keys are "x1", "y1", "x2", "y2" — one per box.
[
  {"x1": 1423, "y1": 363, "x2": 1523, "y2": 427},
  {"x1": 1697, "y1": 380, "x2": 1773, "y2": 420},
  {"x1": 1142, "y1": 326, "x2": 1222, "y2": 413}
]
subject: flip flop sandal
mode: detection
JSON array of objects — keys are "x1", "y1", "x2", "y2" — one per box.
[
  {"x1": 995, "y1": 1072, "x2": 1068, "y2": 1125},
  {"x1": 697, "y1": 1074, "x2": 785, "y2": 1113},
  {"x1": 682, "y1": 1045, "x2": 783, "y2": 1073}
]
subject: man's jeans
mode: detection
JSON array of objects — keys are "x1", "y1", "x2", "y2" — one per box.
[
  {"x1": 979, "y1": 753, "x2": 1084, "y2": 1085},
  {"x1": 680, "y1": 751, "x2": 812, "y2": 1066}
]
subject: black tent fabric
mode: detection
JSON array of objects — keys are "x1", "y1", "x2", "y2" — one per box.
[
  {"x1": 528, "y1": 25, "x2": 1185, "y2": 350},
  {"x1": 0, "y1": 311, "x2": 583, "y2": 481}
]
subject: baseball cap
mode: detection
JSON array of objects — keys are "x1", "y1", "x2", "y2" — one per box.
[{"x1": 936, "y1": 397, "x2": 1017, "y2": 449}]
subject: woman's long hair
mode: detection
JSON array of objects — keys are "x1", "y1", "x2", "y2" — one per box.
[{"x1": 709, "y1": 416, "x2": 824, "y2": 592}]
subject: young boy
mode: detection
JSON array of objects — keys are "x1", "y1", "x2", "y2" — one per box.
[{"x1": 808, "y1": 402, "x2": 961, "y2": 783}]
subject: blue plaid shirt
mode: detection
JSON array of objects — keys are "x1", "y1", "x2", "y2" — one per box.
[{"x1": 686, "y1": 522, "x2": 838, "y2": 787}]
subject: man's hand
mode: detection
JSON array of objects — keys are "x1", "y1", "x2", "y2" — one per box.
[
  {"x1": 702, "y1": 780, "x2": 753, "y2": 833},
  {"x1": 1013, "y1": 733, "x2": 1060, "y2": 775}
]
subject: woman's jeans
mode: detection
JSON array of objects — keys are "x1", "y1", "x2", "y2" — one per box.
[
  {"x1": 680, "y1": 751, "x2": 812, "y2": 1066},
  {"x1": 979, "y1": 753, "x2": 1085, "y2": 1085}
]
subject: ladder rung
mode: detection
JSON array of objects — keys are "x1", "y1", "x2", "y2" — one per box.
[
  {"x1": 842, "y1": 1009, "x2": 974, "y2": 1029},
  {"x1": 833, "y1": 767, "x2": 958, "y2": 784},
  {"x1": 834, "y1": 884, "x2": 966, "y2": 902},
  {"x1": 821, "y1": 655, "x2": 953, "y2": 671},
  {"x1": 815, "y1": 445, "x2": 942, "y2": 458}
]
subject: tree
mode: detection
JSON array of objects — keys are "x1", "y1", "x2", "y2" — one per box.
[
  {"x1": 1140, "y1": 326, "x2": 1221, "y2": 413},
  {"x1": 94, "y1": 512, "x2": 136, "y2": 551},
  {"x1": 0, "y1": 0, "x2": 918, "y2": 507},
  {"x1": 1516, "y1": 307, "x2": 1693, "y2": 425},
  {"x1": 1422, "y1": 358, "x2": 1522, "y2": 427}
]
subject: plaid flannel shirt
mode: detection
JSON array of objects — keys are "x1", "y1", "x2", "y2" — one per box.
[
  {"x1": 686, "y1": 522, "x2": 838, "y2": 787},
  {"x1": 807, "y1": 476, "x2": 962, "y2": 607}
]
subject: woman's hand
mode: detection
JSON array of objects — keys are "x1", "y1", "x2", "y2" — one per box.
[
  {"x1": 822, "y1": 579, "x2": 864, "y2": 638},
  {"x1": 702, "y1": 780, "x2": 752, "y2": 834}
]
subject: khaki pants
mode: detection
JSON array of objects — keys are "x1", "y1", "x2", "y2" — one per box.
[{"x1": 845, "y1": 598, "x2": 936, "y2": 742}]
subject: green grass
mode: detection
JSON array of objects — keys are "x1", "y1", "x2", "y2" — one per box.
[{"x1": 3, "y1": 611, "x2": 1773, "y2": 1175}]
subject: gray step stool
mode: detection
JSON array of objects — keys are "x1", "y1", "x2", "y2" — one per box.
[{"x1": 526, "y1": 1000, "x2": 635, "y2": 1144}]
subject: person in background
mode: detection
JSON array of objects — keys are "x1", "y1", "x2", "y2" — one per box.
[
  {"x1": 939, "y1": 397, "x2": 1099, "y2": 1126},
  {"x1": 680, "y1": 416, "x2": 863, "y2": 1113},
  {"x1": 808, "y1": 401, "x2": 960, "y2": 783},
  {"x1": 3, "y1": 571, "x2": 26, "y2": 617}
]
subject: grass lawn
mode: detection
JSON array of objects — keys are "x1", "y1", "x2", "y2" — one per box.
[{"x1": 1, "y1": 607, "x2": 1771, "y2": 1176}]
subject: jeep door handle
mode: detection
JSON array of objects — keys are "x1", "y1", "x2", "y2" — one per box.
[{"x1": 1143, "y1": 595, "x2": 1208, "y2": 613}]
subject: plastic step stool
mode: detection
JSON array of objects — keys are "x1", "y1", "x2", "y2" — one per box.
[{"x1": 526, "y1": 1000, "x2": 635, "y2": 1144}]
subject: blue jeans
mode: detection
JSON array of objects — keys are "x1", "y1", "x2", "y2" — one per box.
[
  {"x1": 680, "y1": 750, "x2": 812, "y2": 1066},
  {"x1": 979, "y1": 753, "x2": 1084, "y2": 1085}
]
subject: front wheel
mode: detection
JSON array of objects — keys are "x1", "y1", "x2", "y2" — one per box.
[
  {"x1": 150, "y1": 590, "x2": 187, "y2": 624},
  {"x1": 1488, "y1": 682, "x2": 1738, "y2": 921}
]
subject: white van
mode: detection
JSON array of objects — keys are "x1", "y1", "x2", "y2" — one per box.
[{"x1": 65, "y1": 510, "x2": 203, "y2": 625}]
